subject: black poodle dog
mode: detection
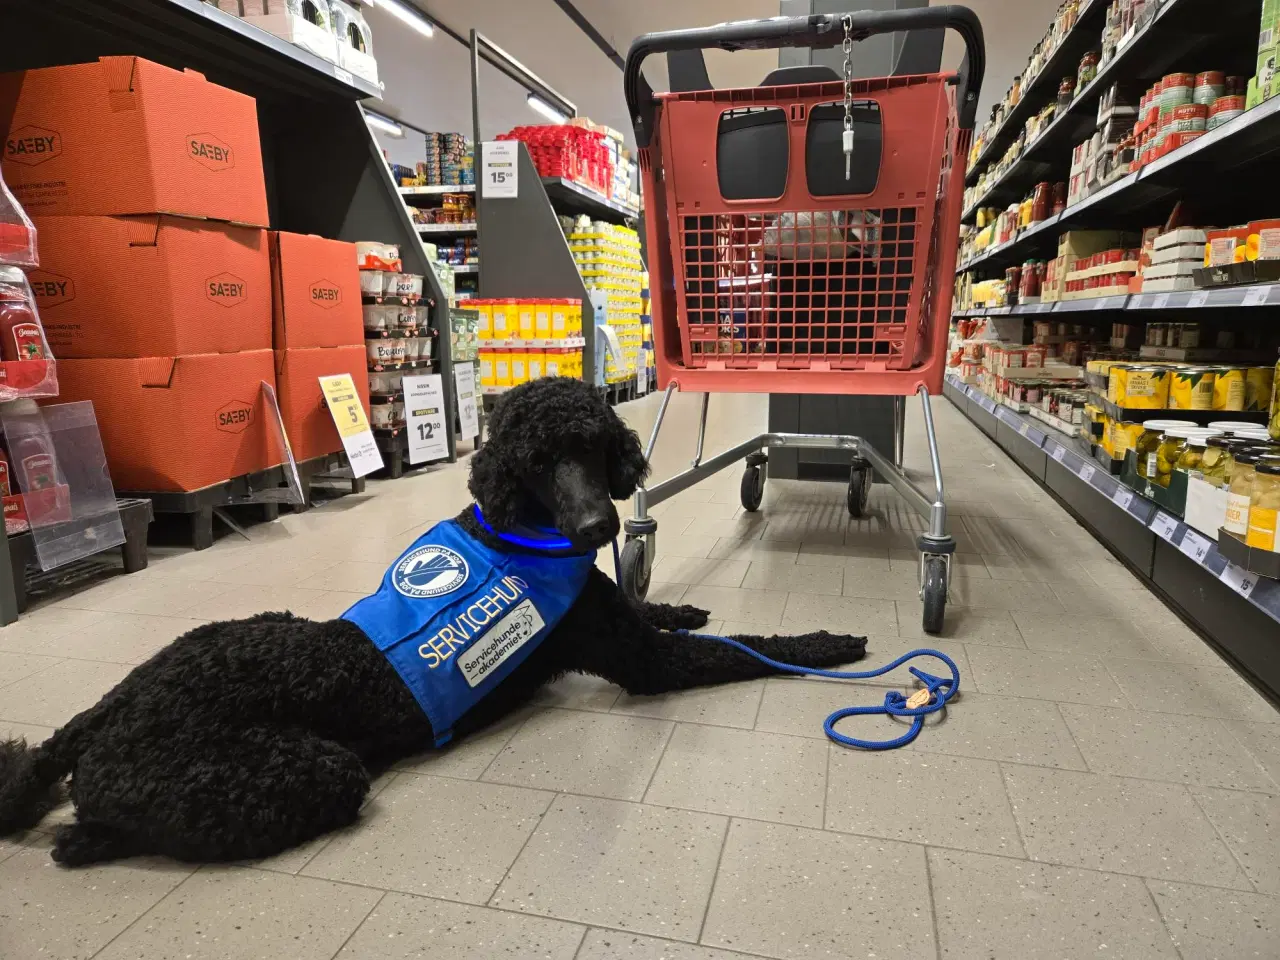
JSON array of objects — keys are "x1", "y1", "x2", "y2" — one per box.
[{"x1": 0, "y1": 377, "x2": 867, "y2": 866}]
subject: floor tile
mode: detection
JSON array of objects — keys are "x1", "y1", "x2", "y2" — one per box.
[
  {"x1": 1002, "y1": 766, "x2": 1247, "y2": 887},
  {"x1": 826, "y1": 751, "x2": 1024, "y2": 856},
  {"x1": 650, "y1": 556, "x2": 750, "y2": 588},
  {"x1": 0, "y1": 650, "x2": 61, "y2": 688},
  {"x1": 490, "y1": 794, "x2": 726, "y2": 941},
  {"x1": 611, "y1": 679, "x2": 764, "y2": 729},
  {"x1": 929, "y1": 848, "x2": 1178, "y2": 959},
  {"x1": 532, "y1": 674, "x2": 622, "y2": 713},
  {"x1": 1106, "y1": 659, "x2": 1280, "y2": 724},
  {"x1": 948, "y1": 578, "x2": 1064, "y2": 611},
  {"x1": 58, "y1": 577, "x2": 234, "y2": 617},
  {"x1": 0, "y1": 658, "x2": 131, "y2": 727},
  {"x1": 896, "y1": 604, "x2": 1026, "y2": 645},
  {"x1": 0, "y1": 846, "x2": 193, "y2": 960},
  {"x1": 911, "y1": 694, "x2": 1087, "y2": 769},
  {"x1": 181, "y1": 584, "x2": 331, "y2": 621},
  {"x1": 482, "y1": 709, "x2": 672, "y2": 801},
  {"x1": 334, "y1": 893, "x2": 585, "y2": 960},
  {"x1": 653, "y1": 533, "x2": 723, "y2": 559},
  {"x1": 840, "y1": 565, "x2": 929, "y2": 601},
  {"x1": 742, "y1": 561, "x2": 844, "y2": 596},
  {"x1": 1059, "y1": 705, "x2": 1278, "y2": 791},
  {"x1": 708, "y1": 537, "x2": 800, "y2": 561},
  {"x1": 890, "y1": 548, "x2": 991, "y2": 578},
  {"x1": 701, "y1": 818, "x2": 934, "y2": 960},
  {"x1": 1, "y1": 720, "x2": 55, "y2": 745},
  {"x1": 965, "y1": 647, "x2": 1128, "y2": 707},
  {"x1": 576, "y1": 929, "x2": 746, "y2": 960},
  {"x1": 95, "y1": 866, "x2": 381, "y2": 960},
  {"x1": 395, "y1": 709, "x2": 534, "y2": 780},
  {"x1": 1013, "y1": 612, "x2": 1203, "y2": 664},
  {"x1": 302, "y1": 773, "x2": 554, "y2": 904},
  {"x1": 681, "y1": 514, "x2": 766, "y2": 541},
  {"x1": 682, "y1": 585, "x2": 788, "y2": 626},
  {"x1": 1146, "y1": 880, "x2": 1280, "y2": 960},
  {"x1": 645, "y1": 724, "x2": 827, "y2": 827},
  {"x1": 782, "y1": 592, "x2": 898, "y2": 635},
  {"x1": 794, "y1": 541, "x2": 890, "y2": 569},
  {"x1": 292, "y1": 560, "x2": 389, "y2": 594},
  {"x1": 8, "y1": 611, "x2": 208, "y2": 665},
  {"x1": 1223, "y1": 720, "x2": 1280, "y2": 789},
  {"x1": 1190, "y1": 787, "x2": 1280, "y2": 895},
  {"x1": 206, "y1": 553, "x2": 344, "y2": 588}
]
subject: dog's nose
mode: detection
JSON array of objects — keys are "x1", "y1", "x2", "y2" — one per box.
[{"x1": 575, "y1": 515, "x2": 613, "y2": 544}]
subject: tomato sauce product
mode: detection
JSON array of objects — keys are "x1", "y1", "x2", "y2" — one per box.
[{"x1": 0, "y1": 277, "x2": 48, "y2": 362}]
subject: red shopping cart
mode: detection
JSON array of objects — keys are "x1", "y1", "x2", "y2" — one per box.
[{"x1": 617, "y1": 7, "x2": 984, "y2": 633}]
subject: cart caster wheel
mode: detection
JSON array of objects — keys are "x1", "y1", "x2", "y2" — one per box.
[
  {"x1": 847, "y1": 463, "x2": 871, "y2": 517},
  {"x1": 740, "y1": 464, "x2": 765, "y2": 512},
  {"x1": 620, "y1": 538, "x2": 650, "y2": 602},
  {"x1": 921, "y1": 556, "x2": 948, "y2": 635}
]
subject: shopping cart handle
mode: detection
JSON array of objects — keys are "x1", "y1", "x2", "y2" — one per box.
[{"x1": 624, "y1": 6, "x2": 985, "y2": 146}]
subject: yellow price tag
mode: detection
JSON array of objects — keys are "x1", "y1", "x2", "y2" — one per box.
[{"x1": 320, "y1": 374, "x2": 371, "y2": 440}]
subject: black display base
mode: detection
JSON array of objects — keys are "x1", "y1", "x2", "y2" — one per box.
[
  {"x1": 288, "y1": 452, "x2": 366, "y2": 512},
  {"x1": 1217, "y1": 528, "x2": 1280, "y2": 581},
  {"x1": 7, "y1": 498, "x2": 153, "y2": 613}
]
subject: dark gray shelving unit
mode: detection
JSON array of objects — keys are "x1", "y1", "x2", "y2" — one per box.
[
  {"x1": 0, "y1": 0, "x2": 453, "y2": 622},
  {"x1": 942, "y1": 375, "x2": 1280, "y2": 706}
]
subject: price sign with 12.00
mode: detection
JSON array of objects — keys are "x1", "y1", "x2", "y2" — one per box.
[{"x1": 402, "y1": 374, "x2": 450, "y2": 464}]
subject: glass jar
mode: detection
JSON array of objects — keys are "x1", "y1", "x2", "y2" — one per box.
[
  {"x1": 1225, "y1": 450, "x2": 1262, "y2": 535},
  {"x1": 1200, "y1": 437, "x2": 1232, "y2": 486},
  {"x1": 1058, "y1": 76, "x2": 1077, "y2": 108},
  {"x1": 1052, "y1": 181, "x2": 1068, "y2": 215},
  {"x1": 1154, "y1": 427, "x2": 1202, "y2": 487},
  {"x1": 1245, "y1": 458, "x2": 1280, "y2": 551},
  {"x1": 1175, "y1": 432, "x2": 1220, "y2": 476},
  {"x1": 1077, "y1": 52, "x2": 1099, "y2": 90},
  {"x1": 1269, "y1": 356, "x2": 1279, "y2": 439},
  {"x1": 1031, "y1": 182, "x2": 1052, "y2": 223},
  {"x1": 1136, "y1": 420, "x2": 1195, "y2": 480}
]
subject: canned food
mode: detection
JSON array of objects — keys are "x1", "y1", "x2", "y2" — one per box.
[
  {"x1": 1170, "y1": 367, "x2": 1216, "y2": 410},
  {"x1": 1119, "y1": 365, "x2": 1172, "y2": 408},
  {"x1": 1247, "y1": 366, "x2": 1276, "y2": 412},
  {"x1": 1194, "y1": 71, "x2": 1226, "y2": 104},
  {"x1": 1161, "y1": 72, "x2": 1195, "y2": 109},
  {"x1": 1213, "y1": 367, "x2": 1246, "y2": 411},
  {"x1": 1208, "y1": 95, "x2": 1246, "y2": 130},
  {"x1": 1168, "y1": 103, "x2": 1208, "y2": 133}
]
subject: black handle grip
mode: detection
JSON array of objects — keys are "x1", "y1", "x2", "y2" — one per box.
[{"x1": 625, "y1": 6, "x2": 985, "y2": 146}]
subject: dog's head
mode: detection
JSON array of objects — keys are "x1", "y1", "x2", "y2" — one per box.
[{"x1": 468, "y1": 377, "x2": 649, "y2": 551}]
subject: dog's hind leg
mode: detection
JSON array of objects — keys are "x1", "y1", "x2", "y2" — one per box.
[
  {"x1": 52, "y1": 725, "x2": 369, "y2": 866},
  {"x1": 633, "y1": 600, "x2": 711, "y2": 631}
]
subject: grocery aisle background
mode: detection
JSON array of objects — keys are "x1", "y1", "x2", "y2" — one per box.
[{"x1": 1, "y1": 389, "x2": 1276, "y2": 960}]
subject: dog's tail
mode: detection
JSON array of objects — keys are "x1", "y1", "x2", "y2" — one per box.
[{"x1": 0, "y1": 734, "x2": 69, "y2": 834}]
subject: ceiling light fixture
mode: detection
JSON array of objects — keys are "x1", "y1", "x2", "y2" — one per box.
[
  {"x1": 527, "y1": 93, "x2": 569, "y2": 124},
  {"x1": 364, "y1": 110, "x2": 405, "y2": 138},
  {"x1": 373, "y1": 0, "x2": 434, "y2": 38}
]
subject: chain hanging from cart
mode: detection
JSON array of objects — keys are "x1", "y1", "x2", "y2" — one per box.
[{"x1": 617, "y1": 6, "x2": 985, "y2": 633}]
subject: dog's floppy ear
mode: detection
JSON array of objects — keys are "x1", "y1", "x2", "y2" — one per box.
[
  {"x1": 606, "y1": 410, "x2": 649, "y2": 500},
  {"x1": 468, "y1": 434, "x2": 524, "y2": 530}
]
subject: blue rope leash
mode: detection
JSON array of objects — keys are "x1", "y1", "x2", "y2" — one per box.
[{"x1": 613, "y1": 541, "x2": 959, "y2": 749}]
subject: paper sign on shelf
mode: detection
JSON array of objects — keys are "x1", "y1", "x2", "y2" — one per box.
[
  {"x1": 1242, "y1": 285, "x2": 1271, "y2": 306},
  {"x1": 1050, "y1": 444, "x2": 1068, "y2": 463},
  {"x1": 1219, "y1": 561, "x2": 1258, "y2": 598},
  {"x1": 319, "y1": 374, "x2": 383, "y2": 477},
  {"x1": 481, "y1": 141, "x2": 519, "y2": 198},
  {"x1": 454, "y1": 362, "x2": 480, "y2": 440},
  {"x1": 1187, "y1": 291, "x2": 1209, "y2": 308},
  {"x1": 403, "y1": 373, "x2": 450, "y2": 464},
  {"x1": 1078, "y1": 463, "x2": 1096, "y2": 484},
  {"x1": 1111, "y1": 486, "x2": 1134, "y2": 510},
  {"x1": 1149, "y1": 511, "x2": 1178, "y2": 541},
  {"x1": 1178, "y1": 528, "x2": 1211, "y2": 564}
]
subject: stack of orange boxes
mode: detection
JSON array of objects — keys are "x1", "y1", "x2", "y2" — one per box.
[
  {"x1": 0, "y1": 56, "x2": 281, "y2": 493},
  {"x1": 269, "y1": 231, "x2": 369, "y2": 462}
]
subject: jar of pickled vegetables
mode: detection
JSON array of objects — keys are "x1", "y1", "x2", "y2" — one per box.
[
  {"x1": 1245, "y1": 458, "x2": 1280, "y2": 551},
  {"x1": 1175, "y1": 432, "x2": 1223, "y2": 477},
  {"x1": 1136, "y1": 420, "x2": 1196, "y2": 481},
  {"x1": 1225, "y1": 450, "x2": 1262, "y2": 535},
  {"x1": 1200, "y1": 437, "x2": 1233, "y2": 487}
]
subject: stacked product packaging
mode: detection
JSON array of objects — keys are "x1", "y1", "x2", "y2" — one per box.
[
  {"x1": 208, "y1": 0, "x2": 379, "y2": 84},
  {"x1": 357, "y1": 243, "x2": 430, "y2": 431},
  {"x1": 473, "y1": 299, "x2": 584, "y2": 391},
  {"x1": 568, "y1": 219, "x2": 646, "y2": 385},
  {"x1": 0, "y1": 56, "x2": 370, "y2": 493},
  {"x1": 416, "y1": 132, "x2": 474, "y2": 188}
]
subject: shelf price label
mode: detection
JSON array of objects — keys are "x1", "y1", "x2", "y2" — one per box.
[
  {"x1": 481, "y1": 141, "x2": 519, "y2": 198},
  {"x1": 1242, "y1": 285, "x2": 1272, "y2": 306},
  {"x1": 319, "y1": 374, "x2": 383, "y2": 477},
  {"x1": 1219, "y1": 561, "x2": 1258, "y2": 598},
  {"x1": 1187, "y1": 291, "x2": 1210, "y2": 308},
  {"x1": 403, "y1": 374, "x2": 450, "y2": 464},
  {"x1": 1050, "y1": 443, "x2": 1068, "y2": 463},
  {"x1": 1149, "y1": 511, "x2": 1179, "y2": 542},
  {"x1": 1151, "y1": 294, "x2": 1170, "y2": 310},
  {"x1": 1178, "y1": 528, "x2": 1211, "y2": 565},
  {"x1": 1077, "y1": 462, "x2": 1096, "y2": 484},
  {"x1": 1111, "y1": 486, "x2": 1134, "y2": 510}
]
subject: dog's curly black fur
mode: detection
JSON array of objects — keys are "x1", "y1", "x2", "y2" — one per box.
[{"x1": 0, "y1": 378, "x2": 867, "y2": 866}]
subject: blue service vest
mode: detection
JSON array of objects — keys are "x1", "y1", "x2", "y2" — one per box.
[{"x1": 342, "y1": 517, "x2": 595, "y2": 744}]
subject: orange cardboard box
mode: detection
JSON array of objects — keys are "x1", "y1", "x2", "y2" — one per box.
[
  {"x1": 54, "y1": 350, "x2": 279, "y2": 492},
  {"x1": 30, "y1": 215, "x2": 271, "y2": 358},
  {"x1": 273, "y1": 346, "x2": 370, "y2": 463},
  {"x1": 269, "y1": 232, "x2": 364, "y2": 350},
  {"x1": 0, "y1": 56, "x2": 268, "y2": 225}
]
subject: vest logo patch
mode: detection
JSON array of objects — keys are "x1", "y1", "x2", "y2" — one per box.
[
  {"x1": 394, "y1": 545, "x2": 469, "y2": 598},
  {"x1": 458, "y1": 599, "x2": 545, "y2": 688}
]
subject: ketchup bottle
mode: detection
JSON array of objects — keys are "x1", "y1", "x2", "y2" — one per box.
[
  {"x1": 0, "y1": 276, "x2": 49, "y2": 362},
  {"x1": 6, "y1": 399, "x2": 58, "y2": 492},
  {"x1": 0, "y1": 444, "x2": 10, "y2": 498}
]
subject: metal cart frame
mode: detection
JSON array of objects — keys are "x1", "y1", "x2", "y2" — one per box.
[{"x1": 617, "y1": 7, "x2": 984, "y2": 633}]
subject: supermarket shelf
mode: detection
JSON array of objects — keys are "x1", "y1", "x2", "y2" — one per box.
[
  {"x1": 1, "y1": 0, "x2": 379, "y2": 101},
  {"x1": 953, "y1": 281, "x2": 1280, "y2": 316},
  {"x1": 450, "y1": 264, "x2": 480, "y2": 273},
  {"x1": 418, "y1": 223, "x2": 477, "y2": 235},
  {"x1": 944, "y1": 373, "x2": 1280, "y2": 703},
  {"x1": 399, "y1": 185, "x2": 476, "y2": 195},
  {"x1": 965, "y1": 0, "x2": 1109, "y2": 187},
  {"x1": 540, "y1": 178, "x2": 639, "y2": 223}
]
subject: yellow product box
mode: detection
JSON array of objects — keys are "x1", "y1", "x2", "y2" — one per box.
[
  {"x1": 551, "y1": 300, "x2": 568, "y2": 338},
  {"x1": 490, "y1": 299, "x2": 516, "y2": 339},
  {"x1": 510, "y1": 350, "x2": 528, "y2": 385},
  {"x1": 528, "y1": 349, "x2": 545, "y2": 380},
  {"x1": 534, "y1": 301, "x2": 552, "y2": 338},
  {"x1": 494, "y1": 347, "x2": 512, "y2": 387},
  {"x1": 517, "y1": 302, "x2": 536, "y2": 339},
  {"x1": 474, "y1": 300, "x2": 494, "y2": 340},
  {"x1": 479, "y1": 350, "x2": 495, "y2": 387}
]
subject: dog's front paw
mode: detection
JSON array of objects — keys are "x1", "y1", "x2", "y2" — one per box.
[
  {"x1": 793, "y1": 631, "x2": 869, "y2": 668},
  {"x1": 672, "y1": 604, "x2": 711, "y2": 629}
]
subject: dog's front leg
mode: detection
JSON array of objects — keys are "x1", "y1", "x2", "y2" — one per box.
[
  {"x1": 631, "y1": 599, "x2": 710, "y2": 631},
  {"x1": 559, "y1": 570, "x2": 867, "y2": 696}
]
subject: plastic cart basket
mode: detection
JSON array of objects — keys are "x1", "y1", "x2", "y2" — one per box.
[{"x1": 618, "y1": 7, "x2": 984, "y2": 633}]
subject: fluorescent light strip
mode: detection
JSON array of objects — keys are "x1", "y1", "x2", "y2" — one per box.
[
  {"x1": 374, "y1": 0, "x2": 434, "y2": 38},
  {"x1": 365, "y1": 110, "x2": 405, "y2": 138},
  {"x1": 527, "y1": 93, "x2": 569, "y2": 124}
]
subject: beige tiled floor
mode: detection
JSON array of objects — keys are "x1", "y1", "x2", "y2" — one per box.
[{"x1": 2, "y1": 390, "x2": 1278, "y2": 960}]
